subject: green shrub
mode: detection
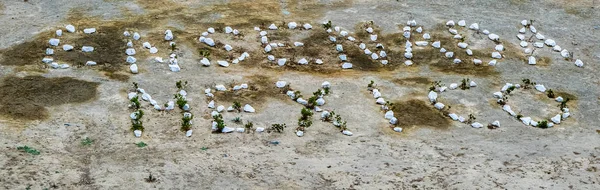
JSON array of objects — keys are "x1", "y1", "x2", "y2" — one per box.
[
  {"x1": 174, "y1": 94, "x2": 187, "y2": 109},
  {"x1": 232, "y1": 117, "x2": 242, "y2": 123},
  {"x1": 130, "y1": 96, "x2": 141, "y2": 109},
  {"x1": 270, "y1": 123, "x2": 286, "y2": 133},
  {"x1": 81, "y1": 137, "x2": 94, "y2": 146},
  {"x1": 232, "y1": 101, "x2": 242, "y2": 112},
  {"x1": 181, "y1": 114, "x2": 193, "y2": 131},
  {"x1": 136, "y1": 142, "x2": 147, "y2": 148},
  {"x1": 213, "y1": 114, "x2": 226, "y2": 132},
  {"x1": 17, "y1": 146, "x2": 40, "y2": 155},
  {"x1": 244, "y1": 121, "x2": 254, "y2": 133},
  {"x1": 322, "y1": 20, "x2": 332, "y2": 29},
  {"x1": 538, "y1": 120, "x2": 550, "y2": 128},
  {"x1": 460, "y1": 78, "x2": 470, "y2": 90},
  {"x1": 546, "y1": 89, "x2": 555, "y2": 98}
]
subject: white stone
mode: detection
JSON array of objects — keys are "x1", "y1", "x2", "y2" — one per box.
[
  {"x1": 407, "y1": 20, "x2": 417, "y2": 26},
  {"x1": 434, "y1": 102, "x2": 445, "y2": 110},
  {"x1": 296, "y1": 131, "x2": 304, "y2": 137},
  {"x1": 440, "y1": 48, "x2": 446, "y2": 53},
  {"x1": 83, "y1": 28, "x2": 96, "y2": 34},
  {"x1": 224, "y1": 44, "x2": 233, "y2": 51},
  {"x1": 553, "y1": 46, "x2": 562, "y2": 51},
  {"x1": 294, "y1": 42, "x2": 304, "y2": 47},
  {"x1": 503, "y1": 105, "x2": 516, "y2": 116},
  {"x1": 393, "y1": 127, "x2": 403, "y2": 133},
  {"x1": 428, "y1": 91, "x2": 438, "y2": 103},
  {"x1": 457, "y1": 42, "x2": 468, "y2": 49},
  {"x1": 134, "y1": 130, "x2": 142, "y2": 137},
  {"x1": 233, "y1": 29, "x2": 240, "y2": 35},
  {"x1": 520, "y1": 41, "x2": 528, "y2": 47},
  {"x1": 457, "y1": 20, "x2": 466, "y2": 26},
  {"x1": 204, "y1": 38, "x2": 215, "y2": 46},
  {"x1": 521, "y1": 117, "x2": 532, "y2": 125},
  {"x1": 445, "y1": 52, "x2": 454, "y2": 58},
  {"x1": 416, "y1": 27, "x2": 423, "y2": 33},
  {"x1": 199, "y1": 58, "x2": 210, "y2": 66},
  {"x1": 224, "y1": 26, "x2": 233, "y2": 33},
  {"x1": 449, "y1": 83, "x2": 458, "y2": 90},
  {"x1": 133, "y1": 32, "x2": 141, "y2": 40},
  {"x1": 555, "y1": 96, "x2": 564, "y2": 102},
  {"x1": 164, "y1": 30, "x2": 174, "y2": 41},
  {"x1": 63, "y1": 44, "x2": 74, "y2": 51},
  {"x1": 517, "y1": 34, "x2": 525, "y2": 41},
  {"x1": 126, "y1": 48, "x2": 136, "y2": 56},
  {"x1": 423, "y1": 33, "x2": 431, "y2": 40},
  {"x1": 544, "y1": 39, "x2": 556, "y2": 47},
  {"x1": 446, "y1": 20, "x2": 455, "y2": 27},
  {"x1": 342, "y1": 62, "x2": 353, "y2": 69},
  {"x1": 482, "y1": 30, "x2": 490, "y2": 35},
  {"x1": 339, "y1": 54, "x2": 347, "y2": 61},
  {"x1": 256, "y1": 127, "x2": 265, "y2": 132},
  {"x1": 42, "y1": 57, "x2": 53, "y2": 64},
  {"x1": 371, "y1": 53, "x2": 379, "y2": 60},
  {"x1": 521, "y1": 20, "x2": 529, "y2": 26},
  {"x1": 473, "y1": 59, "x2": 482, "y2": 65},
  {"x1": 535, "y1": 84, "x2": 546, "y2": 92},
  {"x1": 303, "y1": 23, "x2": 312, "y2": 30},
  {"x1": 524, "y1": 48, "x2": 533, "y2": 54},
  {"x1": 535, "y1": 33, "x2": 545, "y2": 40},
  {"x1": 533, "y1": 42, "x2": 544, "y2": 48},
  {"x1": 127, "y1": 41, "x2": 133, "y2": 47},
  {"x1": 215, "y1": 85, "x2": 227, "y2": 91},
  {"x1": 267, "y1": 55, "x2": 275, "y2": 61},
  {"x1": 166, "y1": 101, "x2": 175, "y2": 111},
  {"x1": 469, "y1": 23, "x2": 479, "y2": 30},
  {"x1": 298, "y1": 58, "x2": 308, "y2": 65},
  {"x1": 448, "y1": 29, "x2": 458, "y2": 35},
  {"x1": 169, "y1": 64, "x2": 180, "y2": 72},
  {"x1": 454, "y1": 34, "x2": 462, "y2": 39},
  {"x1": 415, "y1": 41, "x2": 428, "y2": 46},
  {"x1": 466, "y1": 49, "x2": 473, "y2": 56},
  {"x1": 154, "y1": 57, "x2": 164, "y2": 63},
  {"x1": 562, "y1": 112, "x2": 570, "y2": 119},
  {"x1": 492, "y1": 52, "x2": 502, "y2": 59},
  {"x1": 277, "y1": 58, "x2": 287, "y2": 66},
  {"x1": 574, "y1": 59, "x2": 584, "y2": 67},
  {"x1": 336, "y1": 44, "x2": 343, "y2": 52},
  {"x1": 488, "y1": 60, "x2": 497, "y2": 66},
  {"x1": 384, "y1": 111, "x2": 394, "y2": 119},
  {"x1": 50, "y1": 62, "x2": 59, "y2": 69},
  {"x1": 244, "y1": 104, "x2": 255, "y2": 113},
  {"x1": 222, "y1": 127, "x2": 235, "y2": 133},
  {"x1": 287, "y1": 22, "x2": 297, "y2": 29},
  {"x1": 432, "y1": 41, "x2": 441, "y2": 48},
  {"x1": 493, "y1": 92, "x2": 503, "y2": 98},
  {"x1": 207, "y1": 100, "x2": 215, "y2": 109},
  {"x1": 488, "y1": 34, "x2": 500, "y2": 41},
  {"x1": 207, "y1": 27, "x2": 215, "y2": 33},
  {"x1": 365, "y1": 49, "x2": 372, "y2": 55},
  {"x1": 403, "y1": 31, "x2": 411, "y2": 39},
  {"x1": 453, "y1": 59, "x2": 462, "y2": 64},
  {"x1": 530, "y1": 26, "x2": 537, "y2": 33},
  {"x1": 469, "y1": 81, "x2": 477, "y2": 87},
  {"x1": 126, "y1": 56, "x2": 136, "y2": 64},
  {"x1": 340, "y1": 31, "x2": 348, "y2": 36},
  {"x1": 404, "y1": 60, "x2": 413, "y2": 66},
  {"x1": 65, "y1": 24, "x2": 76, "y2": 33},
  {"x1": 376, "y1": 98, "x2": 385, "y2": 105},
  {"x1": 561, "y1": 49, "x2": 570, "y2": 58},
  {"x1": 448, "y1": 113, "x2": 459, "y2": 121},
  {"x1": 217, "y1": 105, "x2": 225, "y2": 112},
  {"x1": 551, "y1": 114, "x2": 561, "y2": 124},
  {"x1": 389, "y1": 117, "x2": 398, "y2": 125},
  {"x1": 81, "y1": 46, "x2": 94, "y2": 52},
  {"x1": 495, "y1": 44, "x2": 504, "y2": 51},
  {"x1": 404, "y1": 52, "x2": 413, "y2": 59},
  {"x1": 85, "y1": 61, "x2": 97, "y2": 66},
  {"x1": 471, "y1": 122, "x2": 483, "y2": 128},
  {"x1": 315, "y1": 59, "x2": 323, "y2": 65},
  {"x1": 130, "y1": 64, "x2": 138, "y2": 74},
  {"x1": 217, "y1": 60, "x2": 229, "y2": 67},
  {"x1": 370, "y1": 34, "x2": 377, "y2": 41}
]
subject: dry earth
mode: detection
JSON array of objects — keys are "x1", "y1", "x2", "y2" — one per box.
[{"x1": 0, "y1": 0, "x2": 599, "y2": 189}]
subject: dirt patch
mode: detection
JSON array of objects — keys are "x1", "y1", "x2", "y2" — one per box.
[
  {"x1": 555, "y1": 91, "x2": 578, "y2": 101},
  {"x1": 393, "y1": 77, "x2": 433, "y2": 86},
  {"x1": 0, "y1": 75, "x2": 99, "y2": 121},
  {"x1": 211, "y1": 74, "x2": 287, "y2": 107},
  {"x1": 391, "y1": 99, "x2": 452, "y2": 130}
]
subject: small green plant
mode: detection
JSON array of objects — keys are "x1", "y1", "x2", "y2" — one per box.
[
  {"x1": 307, "y1": 96, "x2": 318, "y2": 109},
  {"x1": 497, "y1": 97, "x2": 508, "y2": 105},
  {"x1": 133, "y1": 82, "x2": 139, "y2": 90},
  {"x1": 213, "y1": 114, "x2": 226, "y2": 133},
  {"x1": 132, "y1": 120, "x2": 144, "y2": 131},
  {"x1": 244, "y1": 121, "x2": 254, "y2": 133},
  {"x1": 522, "y1": 79, "x2": 535, "y2": 89},
  {"x1": 136, "y1": 142, "x2": 147, "y2": 148},
  {"x1": 334, "y1": 114, "x2": 347, "y2": 130},
  {"x1": 17, "y1": 146, "x2": 40, "y2": 155},
  {"x1": 384, "y1": 101, "x2": 395, "y2": 110},
  {"x1": 199, "y1": 49, "x2": 211, "y2": 58},
  {"x1": 322, "y1": 20, "x2": 332, "y2": 29},
  {"x1": 537, "y1": 120, "x2": 550, "y2": 128},
  {"x1": 171, "y1": 43, "x2": 177, "y2": 51},
  {"x1": 558, "y1": 98, "x2": 570, "y2": 110},
  {"x1": 293, "y1": 91, "x2": 302, "y2": 101},
  {"x1": 232, "y1": 117, "x2": 242, "y2": 124},
  {"x1": 429, "y1": 81, "x2": 444, "y2": 91},
  {"x1": 516, "y1": 114, "x2": 523, "y2": 119},
  {"x1": 81, "y1": 137, "x2": 94, "y2": 146},
  {"x1": 323, "y1": 87, "x2": 330, "y2": 95},
  {"x1": 130, "y1": 96, "x2": 141, "y2": 109},
  {"x1": 322, "y1": 111, "x2": 335, "y2": 122},
  {"x1": 174, "y1": 94, "x2": 187, "y2": 109},
  {"x1": 313, "y1": 89, "x2": 323, "y2": 97},
  {"x1": 232, "y1": 101, "x2": 242, "y2": 112},
  {"x1": 467, "y1": 114, "x2": 476, "y2": 124},
  {"x1": 181, "y1": 114, "x2": 193, "y2": 131},
  {"x1": 176, "y1": 80, "x2": 188, "y2": 90},
  {"x1": 270, "y1": 123, "x2": 287, "y2": 133},
  {"x1": 145, "y1": 173, "x2": 157, "y2": 183},
  {"x1": 460, "y1": 78, "x2": 470, "y2": 90},
  {"x1": 506, "y1": 86, "x2": 516, "y2": 94},
  {"x1": 546, "y1": 89, "x2": 555, "y2": 98},
  {"x1": 300, "y1": 108, "x2": 313, "y2": 120},
  {"x1": 367, "y1": 80, "x2": 375, "y2": 89}
]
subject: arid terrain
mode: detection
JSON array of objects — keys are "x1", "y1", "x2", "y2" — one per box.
[{"x1": 0, "y1": 0, "x2": 599, "y2": 189}]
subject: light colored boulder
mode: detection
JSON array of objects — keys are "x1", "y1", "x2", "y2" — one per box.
[
  {"x1": 503, "y1": 105, "x2": 516, "y2": 116},
  {"x1": 535, "y1": 33, "x2": 545, "y2": 40},
  {"x1": 489, "y1": 60, "x2": 498, "y2": 66},
  {"x1": 133, "y1": 32, "x2": 141, "y2": 40},
  {"x1": 393, "y1": 127, "x2": 403, "y2": 132},
  {"x1": 222, "y1": 127, "x2": 235, "y2": 133},
  {"x1": 453, "y1": 59, "x2": 462, "y2": 64},
  {"x1": 256, "y1": 127, "x2": 265, "y2": 132},
  {"x1": 448, "y1": 28, "x2": 458, "y2": 35},
  {"x1": 244, "y1": 104, "x2": 255, "y2": 113},
  {"x1": 296, "y1": 131, "x2": 304, "y2": 137},
  {"x1": 86, "y1": 61, "x2": 97, "y2": 66},
  {"x1": 298, "y1": 58, "x2": 308, "y2": 65},
  {"x1": 217, "y1": 60, "x2": 229, "y2": 67},
  {"x1": 561, "y1": 49, "x2": 570, "y2": 58},
  {"x1": 445, "y1": 52, "x2": 454, "y2": 58},
  {"x1": 303, "y1": 23, "x2": 312, "y2": 30},
  {"x1": 488, "y1": 34, "x2": 499, "y2": 41},
  {"x1": 553, "y1": 46, "x2": 562, "y2": 51},
  {"x1": 294, "y1": 42, "x2": 304, "y2": 47},
  {"x1": 415, "y1": 41, "x2": 428, "y2": 46},
  {"x1": 555, "y1": 96, "x2": 564, "y2": 102},
  {"x1": 385, "y1": 111, "x2": 394, "y2": 119},
  {"x1": 574, "y1": 59, "x2": 584, "y2": 67},
  {"x1": 533, "y1": 42, "x2": 544, "y2": 48},
  {"x1": 169, "y1": 64, "x2": 180, "y2": 72},
  {"x1": 449, "y1": 83, "x2": 458, "y2": 90},
  {"x1": 65, "y1": 24, "x2": 76, "y2": 33},
  {"x1": 376, "y1": 98, "x2": 385, "y2": 105},
  {"x1": 469, "y1": 23, "x2": 479, "y2": 30},
  {"x1": 473, "y1": 59, "x2": 482, "y2": 65},
  {"x1": 493, "y1": 92, "x2": 503, "y2": 99},
  {"x1": 316, "y1": 98, "x2": 325, "y2": 106},
  {"x1": 495, "y1": 44, "x2": 504, "y2": 51},
  {"x1": 126, "y1": 48, "x2": 136, "y2": 55},
  {"x1": 457, "y1": 42, "x2": 468, "y2": 49},
  {"x1": 200, "y1": 58, "x2": 211, "y2": 66},
  {"x1": 434, "y1": 102, "x2": 445, "y2": 110},
  {"x1": 466, "y1": 49, "x2": 473, "y2": 56},
  {"x1": 126, "y1": 56, "x2": 136, "y2": 64},
  {"x1": 446, "y1": 20, "x2": 455, "y2": 27},
  {"x1": 562, "y1": 112, "x2": 570, "y2": 119},
  {"x1": 134, "y1": 130, "x2": 142, "y2": 137},
  {"x1": 471, "y1": 122, "x2": 483, "y2": 128},
  {"x1": 371, "y1": 53, "x2": 379, "y2": 60},
  {"x1": 215, "y1": 85, "x2": 227, "y2": 91},
  {"x1": 370, "y1": 34, "x2": 377, "y2": 41},
  {"x1": 224, "y1": 44, "x2": 233, "y2": 51},
  {"x1": 530, "y1": 26, "x2": 537, "y2": 33},
  {"x1": 62, "y1": 44, "x2": 74, "y2": 51},
  {"x1": 492, "y1": 52, "x2": 502, "y2": 59},
  {"x1": 389, "y1": 117, "x2": 398, "y2": 125},
  {"x1": 544, "y1": 39, "x2": 556, "y2": 47},
  {"x1": 342, "y1": 62, "x2": 352, "y2": 69},
  {"x1": 404, "y1": 60, "x2": 413, "y2": 66},
  {"x1": 551, "y1": 114, "x2": 561, "y2": 124},
  {"x1": 217, "y1": 105, "x2": 225, "y2": 112},
  {"x1": 520, "y1": 117, "x2": 532, "y2": 125},
  {"x1": 535, "y1": 84, "x2": 546, "y2": 92},
  {"x1": 287, "y1": 22, "x2": 297, "y2": 29},
  {"x1": 42, "y1": 57, "x2": 53, "y2": 64},
  {"x1": 276, "y1": 81, "x2": 287, "y2": 88},
  {"x1": 428, "y1": 91, "x2": 438, "y2": 102},
  {"x1": 491, "y1": 121, "x2": 500, "y2": 127},
  {"x1": 469, "y1": 81, "x2": 477, "y2": 87},
  {"x1": 482, "y1": 30, "x2": 490, "y2": 35},
  {"x1": 130, "y1": 64, "x2": 138, "y2": 74},
  {"x1": 83, "y1": 28, "x2": 97, "y2": 34}
]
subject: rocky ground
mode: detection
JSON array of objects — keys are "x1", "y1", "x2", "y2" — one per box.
[{"x1": 0, "y1": 0, "x2": 599, "y2": 189}]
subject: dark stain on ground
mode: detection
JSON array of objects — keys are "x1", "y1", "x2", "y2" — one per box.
[
  {"x1": 391, "y1": 99, "x2": 451, "y2": 130},
  {"x1": 0, "y1": 75, "x2": 99, "y2": 121},
  {"x1": 393, "y1": 77, "x2": 433, "y2": 86}
]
